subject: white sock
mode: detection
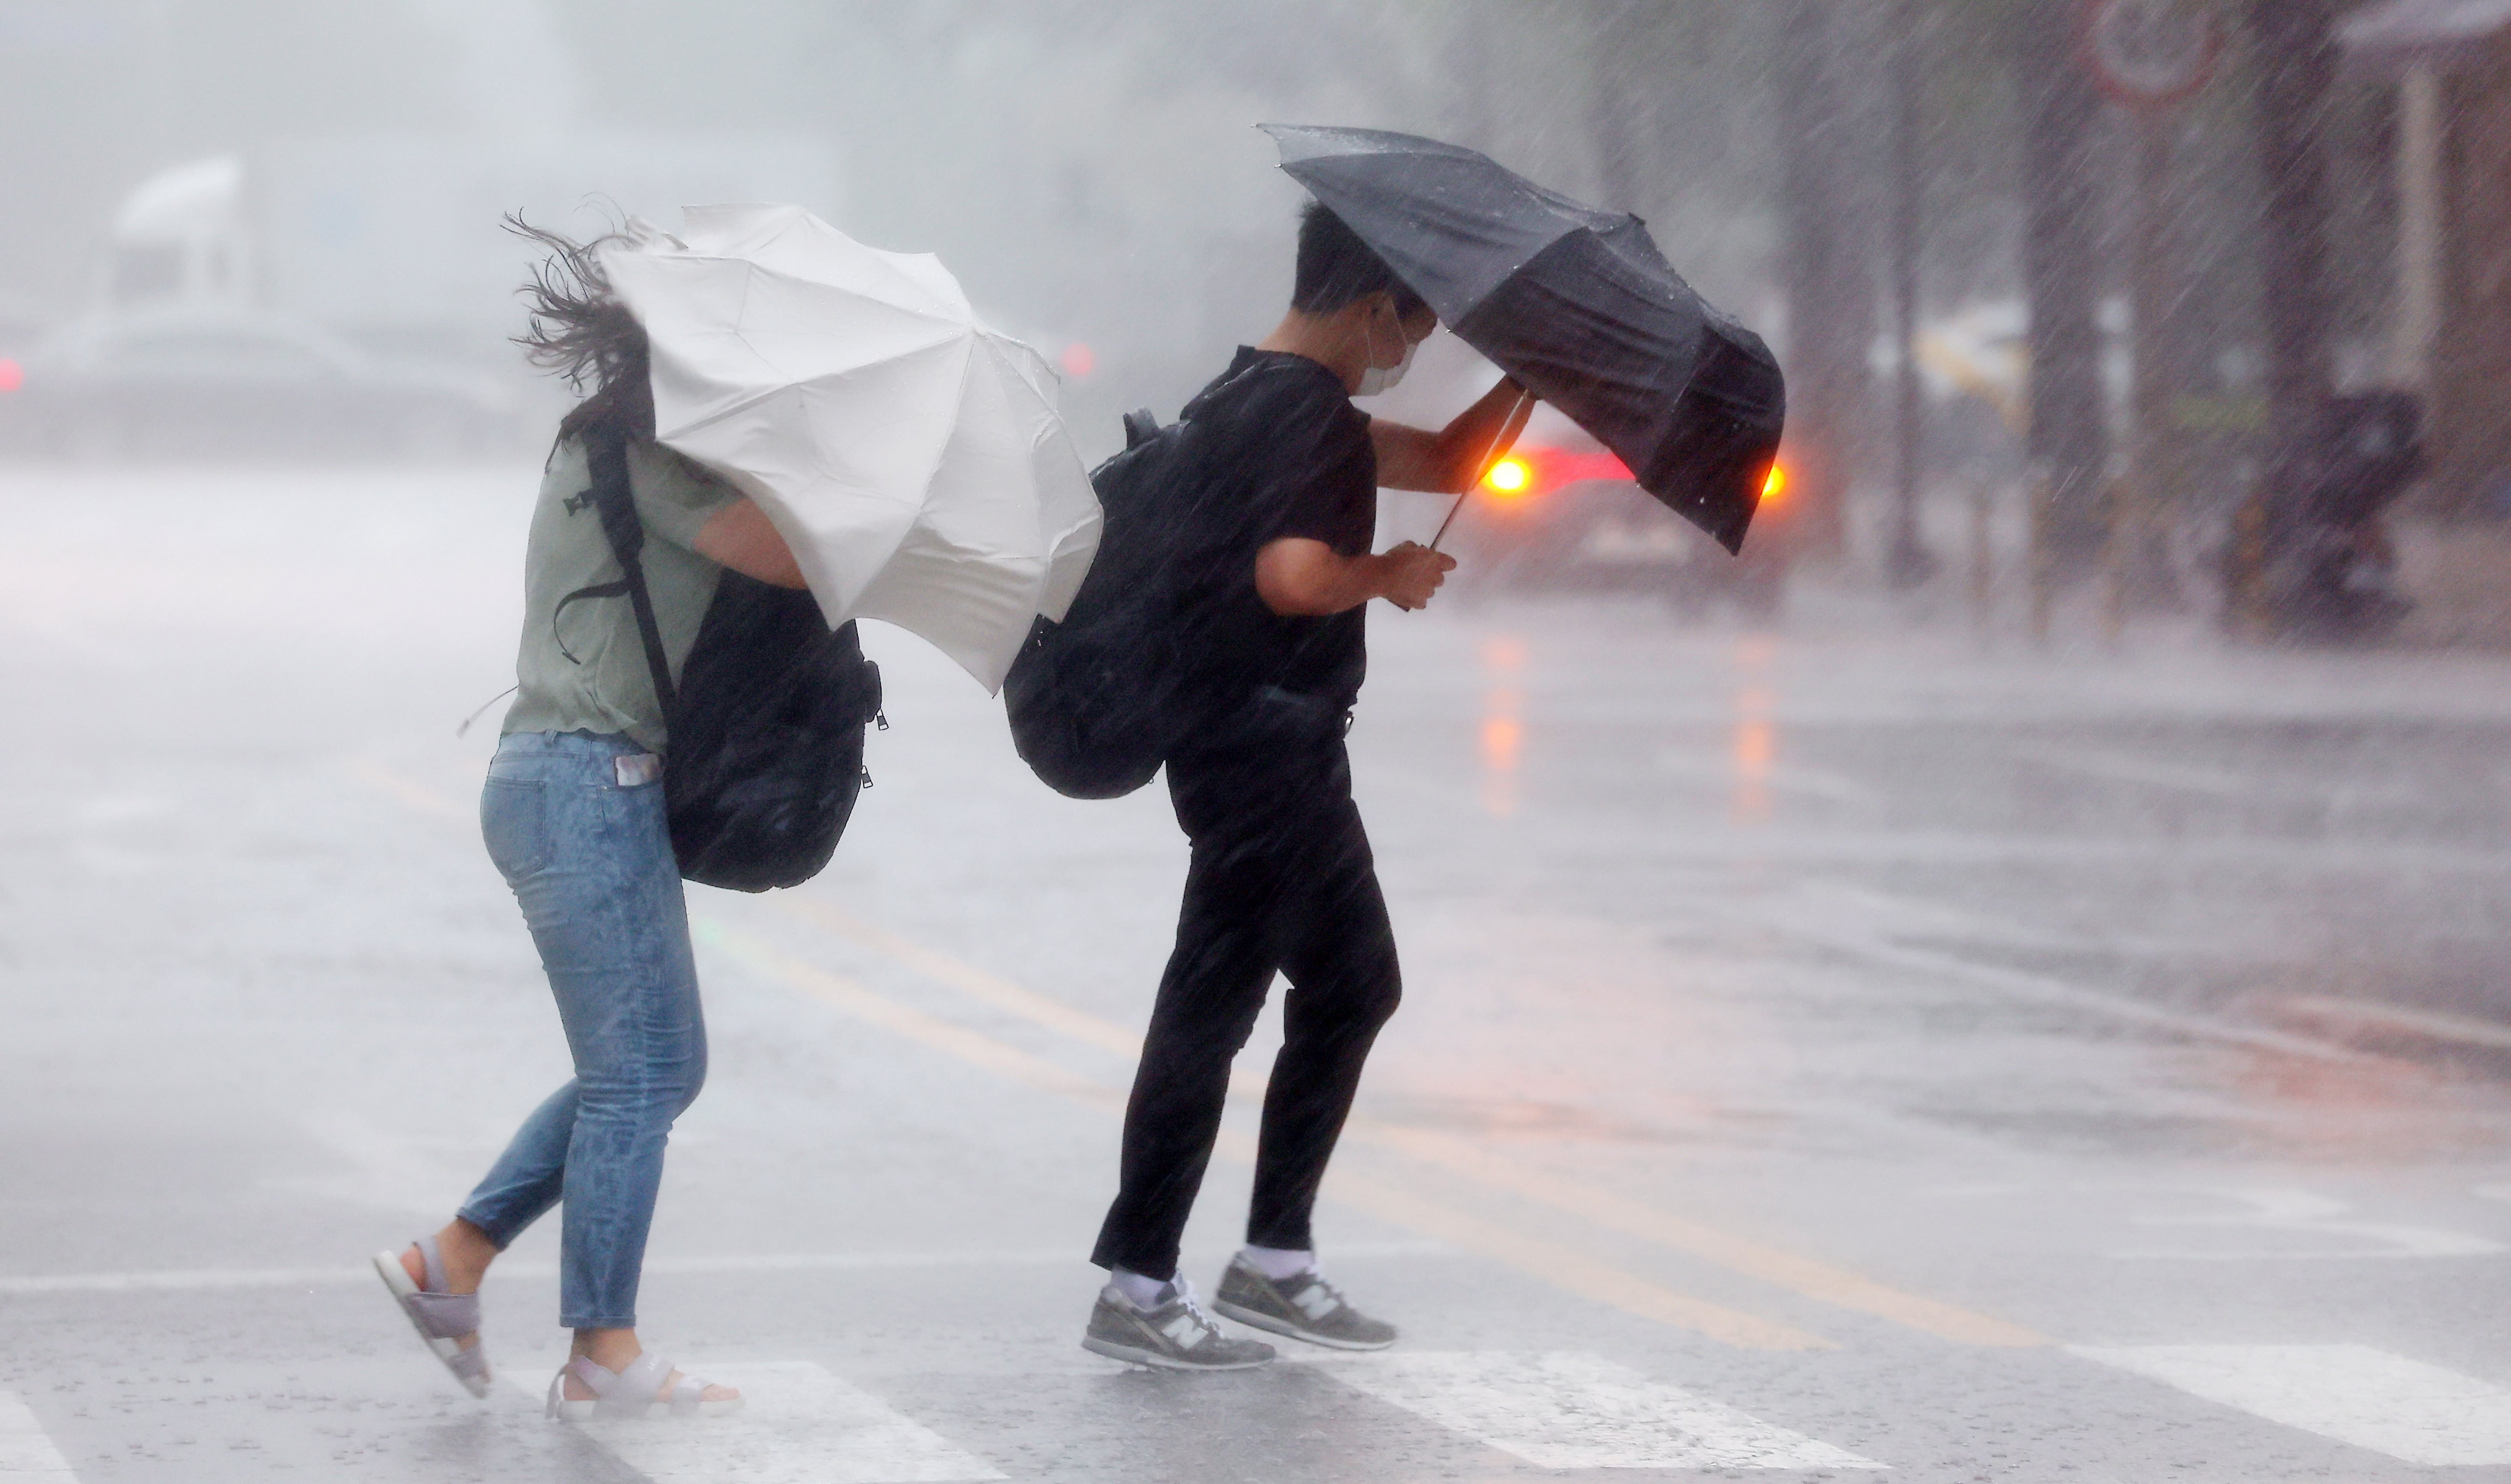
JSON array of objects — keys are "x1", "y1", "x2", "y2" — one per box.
[
  {"x1": 1239, "y1": 1244, "x2": 1317, "y2": 1281},
  {"x1": 1109, "y1": 1267, "x2": 1172, "y2": 1308}
]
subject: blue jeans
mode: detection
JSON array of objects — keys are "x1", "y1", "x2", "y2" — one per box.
[{"x1": 457, "y1": 730, "x2": 706, "y2": 1330}]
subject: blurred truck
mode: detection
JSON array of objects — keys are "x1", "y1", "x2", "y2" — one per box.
[{"x1": 0, "y1": 132, "x2": 837, "y2": 459}]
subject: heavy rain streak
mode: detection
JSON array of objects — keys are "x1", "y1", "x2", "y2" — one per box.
[{"x1": 7, "y1": 2, "x2": 2511, "y2": 1480}]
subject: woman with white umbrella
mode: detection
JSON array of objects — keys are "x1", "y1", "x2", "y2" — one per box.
[
  {"x1": 374, "y1": 203, "x2": 1096, "y2": 1416},
  {"x1": 372, "y1": 224, "x2": 804, "y2": 1419}
]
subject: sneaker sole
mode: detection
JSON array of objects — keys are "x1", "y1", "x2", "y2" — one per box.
[
  {"x1": 1080, "y1": 1333, "x2": 1274, "y2": 1371},
  {"x1": 1209, "y1": 1297, "x2": 1397, "y2": 1351}
]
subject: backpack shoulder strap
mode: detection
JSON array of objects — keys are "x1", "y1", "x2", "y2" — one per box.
[{"x1": 558, "y1": 422, "x2": 679, "y2": 716}]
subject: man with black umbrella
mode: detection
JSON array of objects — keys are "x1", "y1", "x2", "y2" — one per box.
[{"x1": 1081, "y1": 201, "x2": 1532, "y2": 1371}]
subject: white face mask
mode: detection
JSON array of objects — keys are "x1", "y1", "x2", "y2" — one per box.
[{"x1": 1355, "y1": 311, "x2": 1423, "y2": 397}]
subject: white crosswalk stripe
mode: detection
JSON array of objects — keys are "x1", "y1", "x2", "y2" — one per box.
[
  {"x1": 1310, "y1": 1351, "x2": 1884, "y2": 1471},
  {"x1": 0, "y1": 1391, "x2": 79, "y2": 1481},
  {"x1": 517, "y1": 1361, "x2": 1004, "y2": 1483},
  {"x1": 2071, "y1": 1343, "x2": 2511, "y2": 1467}
]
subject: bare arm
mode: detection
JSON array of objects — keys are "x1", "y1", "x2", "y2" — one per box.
[
  {"x1": 693, "y1": 497, "x2": 808, "y2": 589},
  {"x1": 1256, "y1": 537, "x2": 1457, "y2": 616},
  {"x1": 1368, "y1": 377, "x2": 1534, "y2": 492}
]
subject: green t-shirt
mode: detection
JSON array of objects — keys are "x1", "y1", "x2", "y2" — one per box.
[{"x1": 501, "y1": 435, "x2": 743, "y2": 753}]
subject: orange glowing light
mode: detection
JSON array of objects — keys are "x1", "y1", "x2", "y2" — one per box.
[
  {"x1": 1482, "y1": 714, "x2": 1522, "y2": 770},
  {"x1": 1760, "y1": 461, "x2": 1786, "y2": 504},
  {"x1": 1485, "y1": 456, "x2": 1532, "y2": 497},
  {"x1": 1059, "y1": 342, "x2": 1095, "y2": 378}
]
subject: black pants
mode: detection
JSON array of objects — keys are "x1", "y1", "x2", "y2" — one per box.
[{"x1": 1090, "y1": 723, "x2": 1402, "y2": 1281}]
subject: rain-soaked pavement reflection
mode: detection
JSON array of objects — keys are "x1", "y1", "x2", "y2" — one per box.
[
  {"x1": 1477, "y1": 634, "x2": 1526, "y2": 819},
  {"x1": 4, "y1": 467, "x2": 2509, "y2": 1481},
  {"x1": 1728, "y1": 634, "x2": 1780, "y2": 826}
]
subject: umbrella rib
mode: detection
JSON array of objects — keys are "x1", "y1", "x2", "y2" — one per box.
[
  {"x1": 662, "y1": 250, "x2": 973, "y2": 327},
  {"x1": 1431, "y1": 385, "x2": 1534, "y2": 552},
  {"x1": 665, "y1": 261, "x2": 781, "y2": 439},
  {"x1": 661, "y1": 381, "x2": 804, "y2": 441},
  {"x1": 910, "y1": 332, "x2": 980, "y2": 497},
  {"x1": 660, "y1": 336, "x2": 966, "y2": 443}
]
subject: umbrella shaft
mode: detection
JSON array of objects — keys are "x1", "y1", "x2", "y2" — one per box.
[{"x1": 1430, "y1": 386, "x2": 1533, "y2": 553}]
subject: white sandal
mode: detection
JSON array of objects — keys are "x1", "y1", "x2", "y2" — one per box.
[
  {"x1": 545, "y1": 1352, "x2": 742, "y2": 1421},
  {"x1": 372, "y1": 1236, "x2": 491, "y2": 1397}
]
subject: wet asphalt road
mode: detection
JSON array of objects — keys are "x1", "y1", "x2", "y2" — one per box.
[{"x1": 5, "y1": 463, "x2": 2510, "y2": 1483}]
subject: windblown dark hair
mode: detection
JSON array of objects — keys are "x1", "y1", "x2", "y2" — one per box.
[{"x1": 506, "y1": 214, "x2": 655, "y2": 445}]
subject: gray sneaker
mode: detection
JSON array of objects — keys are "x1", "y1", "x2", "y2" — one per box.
[
  {"x1": 1212, "y1": 1256, "x2": 1398, "y2": 1350},
  {"x1": 1082, "y1": 1279, "x2": 1276, "y2": 1371}
]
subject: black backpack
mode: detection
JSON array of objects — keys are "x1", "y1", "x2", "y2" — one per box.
[
  {"x1": 1001, "y1": 407, "x2": 1197, "y2": 799},
  {"x1": 1003, "y1": 359, "x2": 1304, "y2": 799},
  {"x1": 567, "y1": 422, "x2": 885, "y2": 892}
]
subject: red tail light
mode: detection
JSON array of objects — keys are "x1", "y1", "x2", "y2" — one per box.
[{"x1": 1482, "y1": 447, "x2": 1633, "y2": 502}]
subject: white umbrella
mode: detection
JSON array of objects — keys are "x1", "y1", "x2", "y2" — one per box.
[{"x1": 601, "y1": 204, "x2": 1102, "y2": 693}]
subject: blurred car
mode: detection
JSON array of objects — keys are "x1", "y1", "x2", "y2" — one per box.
[
  {"x1": 0, "y1": 307, "x2": 520, "y2": 460},
  {"x1": 1446, "y1": 404, "x2": 1787, "y2": 614}
]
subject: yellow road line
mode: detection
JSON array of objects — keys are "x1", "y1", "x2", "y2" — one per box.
[
  {"x1": 774, "y1": 897, "x2": 1144, "y2": 1059},
  {"x1": 1313, "y1": 1170, "x2": 1834, "y2": 1351},
  {"x1": 1366, "y1": 1125, "x2": 2046, "y2": 1347},
  {"x1": 696, "y1": 919, "x2": 1122, "y2": 1112},
  {"x1": 348, "y1": 759, "x2": 1852, "y2": 1351},
  {"x1": 1208, "y1": 1132, "x2": 1829, "y2": 1352},
  {"x1": 709, "y1": 917, "x2": 1824, "y2": 1349},
  {"x1": 773, "y1": 894, "x2": 1270, "y2": 1100},
  {"x1": 778, "y1": 894, "x2": 2042, "y2": 1348}
]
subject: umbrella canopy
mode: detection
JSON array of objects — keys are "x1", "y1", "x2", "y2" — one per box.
[
  {"x1": 1261, "y1": 124, "x2": 1784, "y2": 554},
  {"x1": 602, "y1": 204, "x2": 1102, "y2": 692}
]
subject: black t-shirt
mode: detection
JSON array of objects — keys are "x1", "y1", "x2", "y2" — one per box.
[{"x1": 1173, "y1": 347, "x2": 1377, "y2": 714}]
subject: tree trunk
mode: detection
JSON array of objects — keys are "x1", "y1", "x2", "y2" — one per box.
[
  {"x1": 2016, "y1": 0, "x2": 2112, "y2": 579},
  {"x1": 1886, "y1": 0, "x2": 1934, "y2": 588},
  {"x1": 1773, "y1": 0, "x2": 1879, "y2": 558},
  {"x1": 2240, "y1": 0, "x2": 2343, "y2": 631},
  {"x1": 2246, "y1": 0, "x2": 2341, "y2": 497},
  {"x1": 2427, "y1": 49, "x2": 2511, "y2": 524}
]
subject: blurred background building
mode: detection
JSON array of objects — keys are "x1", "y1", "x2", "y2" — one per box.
[
  {"x1": 0, "y1": 0, "x2": 2502, "y2": 643},
  {"x1": 2344, "y1": 0, "x2": 2511, "y2": 645}
]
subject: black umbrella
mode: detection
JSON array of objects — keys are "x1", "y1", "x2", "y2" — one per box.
[{"x1": 1262, "y1": 123, "x2": 1784, "y2": 554}]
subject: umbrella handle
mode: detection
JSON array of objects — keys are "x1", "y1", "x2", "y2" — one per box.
[{"x1": 1430, "y1": 386, "x2": 1534, "y2": 553}]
